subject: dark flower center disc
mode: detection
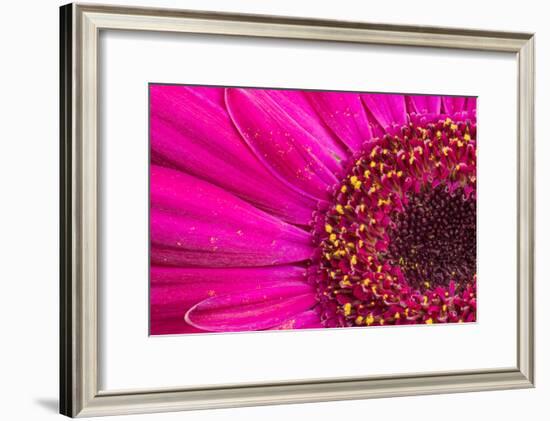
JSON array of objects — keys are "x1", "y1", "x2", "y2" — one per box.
[{"x1": 383, "y1": 185, "x2": 476, "y2": 290}]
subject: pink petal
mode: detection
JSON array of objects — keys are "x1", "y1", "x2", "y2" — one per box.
[
  {"x1": 150, "y1": 166, "x2": 314, "y2": 267},
  {"x1": 185, "y1": 284, "x2": 317, "y2": 331},
  {"x1": 226, "y1": 88, "x2": 338, "y2": 200},
  {"x1": 151, "y1": 266, "x2": 306, "y2": 308},
  {"x1": 306, "y1": 91, "x2": 372, "y2": 152},
  {"x1": 361, "y1": 94, "x2": 407, "y2": 129},
  {"x1": 150, "y1": 85, "x2": 317, "y2": 225},
  {"x1": 150, "y1": 317, "x2": 205, "y2": 335},
  {"x1": 152, "y1": 265, "x2": 305, "y2": 285},
  {"x1": 185, "y1": 85, "x2": 225, "y2": 108},
  {"x1": 406, "y1": 95, "x2": 442, "y2": 114},
  {"x1": 271, "y1": 310, "x2": 323, "y2": 330},
  {"x1": 264, "y1": 90, "x2": 347, "y2": 174},
  {"x1": 442, "y1": 96, "x2": 473, "y2": 114},
  {"x1": 150, "y1": 267, "x2": 308, "y2": 335},
  {"x1": 466, "y1": 97, "x2": 477, "y2": 112}
]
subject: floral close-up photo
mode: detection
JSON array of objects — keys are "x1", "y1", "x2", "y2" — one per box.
[{"x1": 149, "y1": 86, "x2": 477, "y2": 335}]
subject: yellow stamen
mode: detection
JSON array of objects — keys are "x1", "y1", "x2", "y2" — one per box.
[
  {"x1": 340, "y1": 279, "x2": 352, "y2": 288},
  {"x1": 421, "y1": 130, "x2": 428, "y2": 139},
  {"x1": 377, "y1": 198, "x2": 391, "y2": 207},
  {"x1": 425, "y1": 318, "x2": 434, "y2": 324},
  {"x1": 366, "y1": 314, "x2": 374, "y2": 326},
  {"x1": 343, "y1": 302, "x2": 352, "y2": 316}
]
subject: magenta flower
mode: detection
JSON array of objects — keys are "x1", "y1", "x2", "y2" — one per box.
[{"x1": 150, "y1": 85, "x2": 477, "y2": 335}]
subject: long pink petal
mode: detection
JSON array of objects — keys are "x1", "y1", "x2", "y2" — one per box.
[
  {"x1": 306, "y1": 91, "x2": 372, "y2": 152},
  {"x1": 150, "y1": 266, "x2": 308, "y2": 335},
  {"x1": 152, "y1": 265, "x2": 305, "y2": 285},
  {"x1": 185, "y1": 284, "x2": 316, "y2": 331},
  {"x1": 264, "y1": 90, "x2": 347, "y2": 174},
  {"x1": 226, "y1": 88, "x2": 337, "y2": 200},
  {"x1": 150, "y1": 166, "x2": 314, "y2": 267},
  {"x1": 151, "y1": 266, "x2": 306, "y2": 309},
  {"x1": 150, "y1": 85, "x2": 317, "y2": 225}
]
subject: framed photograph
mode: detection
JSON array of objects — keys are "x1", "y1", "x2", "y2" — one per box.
[{"x1": 60, "y1": 3, "x2": 535, "y2": 417}]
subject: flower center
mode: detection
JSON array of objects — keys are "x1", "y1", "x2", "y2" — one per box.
[
  {"x1": 383, "y1": 184, "x2": 476, "y2": 289},
  {"x1": 311, "y1": 117, "x2": 477, "y2": 327}
]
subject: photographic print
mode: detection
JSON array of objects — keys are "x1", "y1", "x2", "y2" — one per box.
[{"x1": 149, "y1": 85, "x2": 477, "y2": 335}]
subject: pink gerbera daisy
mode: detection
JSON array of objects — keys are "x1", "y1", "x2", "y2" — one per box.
[{"x1": 150, "y1": 85, "x2": 477, "y2": 335}]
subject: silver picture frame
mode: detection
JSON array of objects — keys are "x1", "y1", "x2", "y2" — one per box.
[{"x1": 60, "y1": 2, "x2": 535, "y2": 417}]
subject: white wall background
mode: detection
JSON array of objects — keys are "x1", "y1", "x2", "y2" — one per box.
[{"x1": 0, "y1": 0, "x2": 547, "y2": 420}]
